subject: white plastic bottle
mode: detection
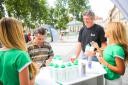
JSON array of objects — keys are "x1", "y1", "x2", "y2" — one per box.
[
  {"x1": 66, "y1": 62, "x2": 73, "y2": 81},
  {"x1": 48, "y1": 62, "x2": 54, "y2": 78},
  {"x1": 58, "y1": 64, "x2": 66, "y2": 82},
  {"x1": 52, "y1": 64, "x2": 59, "y2": 81},
  {"x1": 73, "y1": 59, "x2": 79, "y2": 79}
]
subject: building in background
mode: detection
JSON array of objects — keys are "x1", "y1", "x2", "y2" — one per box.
[{"x1": 67, "y1": 17, "x2": 83, "y2": 32}]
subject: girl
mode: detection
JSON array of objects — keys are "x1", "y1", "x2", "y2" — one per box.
[
  {"x1": 92, "y1": 22, "x2": 128, "y2": 85},
  {"x1": 0, "y1": 17, "x2": 33, "y2": 85}
]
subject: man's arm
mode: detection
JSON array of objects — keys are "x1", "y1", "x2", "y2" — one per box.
[
  {"x1": 76, "y1": 27, "x2": 84, "y2": 59},
  {"x1": 46, "y1": 43, "x2": 54, "y2": 66},
  {"x1": 75, "y1": 42, "x2": 82, "y2": 58}
]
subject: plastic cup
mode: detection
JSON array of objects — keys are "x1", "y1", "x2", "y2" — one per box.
[{"x1": 87, "y1": 57, "x2": 92, "y2": 69}]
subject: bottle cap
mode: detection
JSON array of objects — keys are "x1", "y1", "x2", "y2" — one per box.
[
  {"x1": 67, "y1": 62, "x2": 72, "y2": 67},
  {"x1": 54, "y1": 64, "x2": 59, "y2": 68},
  {"x1": 48, "y1": 62, "x2": 54, "y2": 66},
  {"x1": 61, "y1": 64, "x2": 65, "y2": 68},
  {"x1": 54, "y1": 55, "x2": 62, "y2": 60},
  {"x1": 73, "y1": 59, "x2": 78, "y2": 65}
]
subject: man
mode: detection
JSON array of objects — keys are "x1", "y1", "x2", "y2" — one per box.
[
  {"x1": 75, "y1": 10, "x2": 106, "y2": 61},
  {"x1": 27, "y1": 27, "x2": 54, "y2": 69}
]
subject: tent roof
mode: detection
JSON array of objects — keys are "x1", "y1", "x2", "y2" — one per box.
[
  {"x1": 112, "y1": 0, "x2": 128, "y2": 20},
  {"x1": 67, "y1": 19, "x2": 83, "y2": 26}
]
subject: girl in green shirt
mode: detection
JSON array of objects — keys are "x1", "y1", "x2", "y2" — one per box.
[
  {"x1": 91, "y1": 22, "x2": 128, "y2": 85},
  {"x1": 0, "y1": 17, "x2": 32, "y2": 85}
]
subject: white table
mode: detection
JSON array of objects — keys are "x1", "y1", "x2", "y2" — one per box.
[{"x1": 35, "y1": 60, "x2": 106, "y2": 85}]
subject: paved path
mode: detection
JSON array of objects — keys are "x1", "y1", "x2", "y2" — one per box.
[{"x1": 50, "y1": 34, "x2": 77, "y2": 62}]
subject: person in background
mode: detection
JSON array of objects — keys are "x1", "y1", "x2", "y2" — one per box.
[
  {"x1": 27, "y1": 26, "x2": 54, "y2": 70},
  {"x1": 92, "y1": 22, "x2": 128, "y2": 85},
  {"x1": 0, "y1": 17, "x2": 31, "y2": 85},
  {"x1": 60, "y1": 32, "x2": 64, "y2": 40},
  {"x1": 24, "y1": 31, "x2": 32, "y2": 43},
  {"x1": 27, "y1": 32, "x2": 32, "y2": 41},
  {"x1": 75, "y1": 10, "x2": 106, "y2": 61}
]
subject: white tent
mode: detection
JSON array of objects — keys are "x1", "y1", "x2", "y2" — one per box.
[
  {"x1": 112, "y1": 0, "x2": 128, "y2": 20},
  {"x1": 42, "y1": 24, "x2": 59, "y2": 42}
]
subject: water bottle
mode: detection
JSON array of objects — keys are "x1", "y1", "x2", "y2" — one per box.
[
  {"x1": 66, "y1": 62, "x2": 72, "y2": 81},
  {"x1": 49, "y1": 62, "x2": 54, "y2": 78},
  {"x1": 79, "y1": 59, "x2": 86, "y2": 76},
  {"x1": 52, "y1": 64, "x2": 59, "y2": 81},
  {"x1": 58, "y1": 64, "x2": 66, "y2": 82},
  {"x1": 73, "y1": 59, "x2": 79, "y2": 79},
  {"x1": 87, "y1": 46, "x2": 94, "y2": 69}
]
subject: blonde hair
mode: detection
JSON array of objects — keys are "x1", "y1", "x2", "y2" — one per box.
[
  {"x1": 0, "y1": 17, "x2": 27, "y2": 51},
  {"x1": 106, "y1": 22, "x2": 128, "y2": 62}
]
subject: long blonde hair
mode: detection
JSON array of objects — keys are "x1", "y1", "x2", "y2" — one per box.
[
  {"x1": 106, "y1": 22, "x2": 128, "y2": 62},
  {"x1": 0, "y1": 17, "x2": 37, "y2": 79},
  {"x1": 0, "y1": 17, "x2": 27, "y2": 51}
]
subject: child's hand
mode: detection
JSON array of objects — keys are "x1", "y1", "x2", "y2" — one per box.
[
  {"x1": 97, "y1": 56, "x2": 108, "y2": 66},
  {"x1": 91, "y1": 41, "x2": 100, "y2": 50}
]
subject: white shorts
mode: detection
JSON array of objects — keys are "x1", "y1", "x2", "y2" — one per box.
[{"x1": 105, "y1": 78, "x2": 122, "y2": 85}]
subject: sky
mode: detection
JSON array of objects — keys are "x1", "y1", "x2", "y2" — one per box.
[
  {"x1": 47, "y1": 0, "x2": 56, "y2": 7},
  {"x1": 89, "y1": 0, "x2": 114, "y2": 20},
  {"x1": 47, "y1": 0, "x2": 114, "y2": 20}
]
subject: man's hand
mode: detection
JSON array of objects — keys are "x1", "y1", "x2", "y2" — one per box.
[{"x1": 45, "y1": 58, "x2": 52, "y2": 66}]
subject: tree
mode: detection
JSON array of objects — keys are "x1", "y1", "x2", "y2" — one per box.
[
  {"x1": 5, "y1": 0, "x2": 30, "y2": 19},
  {"x1": 38, "y1": 0, "x2": 48, "y2": 24},
  {"x1": 4, "y1": 0, "x2": 48, "y2": 29},
  {"x1": 5, "y1": 0, "x2": 33, "y2": 29},
  {"x1": 53, "y1": 0, "x2": 69, "y2": 31},
  {"x1": 43, "y1": 0, "x2": 69, "y2": 31},
  {"x1": 0, "y1": 0, "x2": 5, "y2": 18},
  {"x1": 28, "y1": 0, "x2": 47, "y2": 24},
  {"x1": 45, "y1": 8, "x2": 55, "y2": 25},
  {"x1": 68, "y1": 0, "x2": 90, "y2": 21}
]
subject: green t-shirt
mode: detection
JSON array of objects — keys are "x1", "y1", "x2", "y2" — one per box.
[
  {"x1": 103, "y1": 44, "x2": 125, "y2": 80},
  {"x1": 0, "y1": 49, "x2": 31, "y2": 85}
]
